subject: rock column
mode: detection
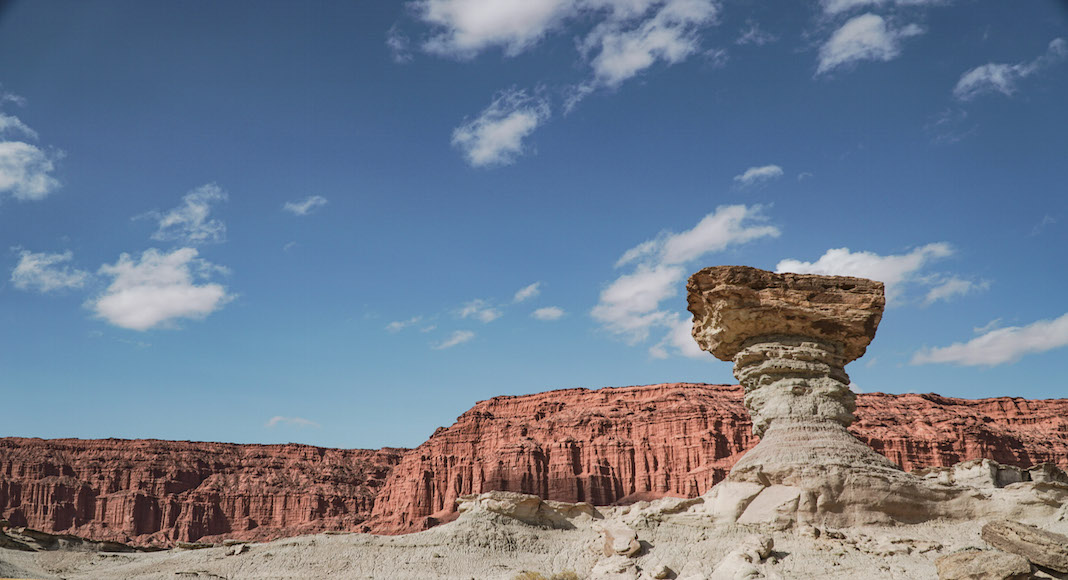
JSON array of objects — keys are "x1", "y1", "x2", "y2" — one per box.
[{"x1": 687, "y1": 266, "x2": 964, "y2": 525}]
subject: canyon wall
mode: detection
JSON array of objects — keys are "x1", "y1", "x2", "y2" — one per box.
[
  {"x1": 3, "y1": 384, "x2": 1067, "y2": 543},
  {"x1": 367, "y1": 383, "x2": 1068, "y2": 534},
  {"x1": 0, "y1": 438, "x2": 405, "y2": 545}
]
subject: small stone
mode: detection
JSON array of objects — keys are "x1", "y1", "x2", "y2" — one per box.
[{"x1": 936, "y1": 550, "x2": 1031, "y2": 580}]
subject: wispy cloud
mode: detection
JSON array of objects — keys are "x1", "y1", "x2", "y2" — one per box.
[
  {"x1": 912, "y1": 312, "x2": 1068, "y2": 366},
  {"x1": 458, "y1": 299, "x2": 501, "y2": 323},
  {"x1": 386, "y1": 24, "x2": 413, "y2": 63},
  {"x1": 1031, "y1": 214, "x2": 1056, "y2": 236},
  {"x1": 386, "y1": 316, "x2": 423, "y2": 332},
  {"x1": 736, "y1": 22, "x2": 777, "y2": 46},
  {"x1": 580, "y1": 0, "x2": 721, "y2": 89},
  {"x1": 11, "y1": 250, "x2": 89, "y2": 293},
  {"x1": 433, "y1": 329, "x2": 475, "y2": 349},
  {"x1": 0, "y1": 93, "x2": 61, "y2": 203},
  {"x1": 146, "y1": 184, "x2": 228, "y2": 245},
  {"x1": 513, "y1": 282, "x2": 541, "y2": 303},
  {"x1": 923, "y1": 276, "x2": 988, "y2": 305},
  {"x1": 817, "y1": 13, "x2": 922, "y2": 74},
  {"x1": 91, "y1": 247, "x2": 233, "y2": 331},
  {"x1": 819, "y1": 0, "x2": 944, "y2": 16},
  {"x1": 452, "y1": 88, "x2": 550, "y2": 167},
  {"x1": 733, "y1": 164, "x2": 783, "y2": 187},
  {"x1": 265, "y1": 416, "x2": 321, "y2": 428},
  {"x1": 532, "y1": 306, "x2": 565, "y2": 320},
  {"x1": 283, "y1": 195, "x2": 328, "y2": 216},
  {"x1": 954, "y1": 38, "x2": 1067, "y2": 101},
  {"x1": 776, "y1": 243, "x2": 957, "y2": 303},
  {"x1": 592, "y1": 204, "x2": 779, "y2": 358}
]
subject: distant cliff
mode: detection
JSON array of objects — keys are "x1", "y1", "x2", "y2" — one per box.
[
  {"x1": 3, "y1": 383, "x2": 1067, "y2": 544},
  {"x1": 0, "y1": 438, "x2": 404, "y2": 545}
]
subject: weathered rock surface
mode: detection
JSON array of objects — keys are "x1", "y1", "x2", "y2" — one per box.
[
  {"x1": 935, "y1": 550, "x2": 1032, "y2": 580},
  {"x1": 687, "y1": 265, "x2": 885, "y2": 363},
  {"x1": 981, "y1": 519, "x2": 1068, "y2": 573},
  {"x1": 368, "y1": 383, "x2": 1068, "y2": 534},
  {"x1": 4, "y1": 386, "x2": 1068, "y2": 542},
  {"x1": 0, "y1": 438, "x2": 404, "y2": 546}
]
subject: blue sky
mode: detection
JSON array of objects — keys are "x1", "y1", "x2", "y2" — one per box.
[{"x1": 1, "y1": 0, "x2": 1066, "y2": 449}]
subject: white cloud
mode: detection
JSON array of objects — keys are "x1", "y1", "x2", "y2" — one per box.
[
  {"x1": 387, "y1": 25, "x2": 413, "y2": 63},
  {"x1": 265, "y1": 416, "x2": 321, "y2": 428},
  {"x1": 531, "y1": 306, "x2": 565, "y2": 320},
  {"x1": 953, "y1": 38, "x2": 1067, "y2": 101},
  {"x1": 0, "y1": 141, "x2": 61, "y2": 202},
  {"x1": 418, "y1": 0, "x2": 575, "y2": 58},
  {"x1": 148, "y1": 184, "x2": 228, "y2": 245},
  {"x1": 452, "y1": 88, "x2": 550, "y2": 167},
  {"x1": 973, "y1": 318, "x2": 1001, "y2": 334},
  {"x1": 817, "y1": 13, "x2": 922, "y2": 74},
  {"x1": 283, "y1": 195, "x2": 328, "y2": 216},
  {"x1": 733, "y1": 164, "x2": 783, "y2": 186},
  {"x1": 0, "y1": 112, "x2": 38, "y2": 139},
  {"x1": 0, "y1": 94, "x2": 62, "y2": 203},
  {"x1": 912, "y1": 312, "x2": 1068, "y2": 366},
  {"x1": 513, "y1": 282, "x2": 541, "y2": 303},
  {"x1": 593, "y1": 204, "x2": 779, "y2": 357},
  {"x1": 11, "y1": 250, "x2": 89, "y2": 292},
  {"x1": 736, "y1": 22, "x2": 777, "y2": 46},
  {"x1": 776, "y1": 243, "x2": 954, "y2": 303},
  {"x1": 923, "y1": 276, "x2": 988, "y2": 305},
  {"x1": 91, "y1": 247, "x2": 233, "y2": 331},
  {"x1": 433, "y1": 329, "x2": 476, "y2": 349},
  {"x1": 819, "y1": 0, "x2": 944, "y2": 17},
  {"x1": 386, "y1": 316, "x2": 423, "y2": 332},
  {"x1": 458, "y1": 299, "x2": 501, "y2": 322},
  {"x1": 582, "y1": 0, "x2": 719, "y2": 88}
]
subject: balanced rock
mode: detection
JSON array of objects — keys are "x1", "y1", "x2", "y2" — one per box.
[{"x1": 687, "y1": 266, "x2": 975, "y2": 526}]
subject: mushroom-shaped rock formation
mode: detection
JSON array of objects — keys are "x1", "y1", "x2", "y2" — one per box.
[{"x1": 687, "y1": 266, "x2": 977, "y2": 526}]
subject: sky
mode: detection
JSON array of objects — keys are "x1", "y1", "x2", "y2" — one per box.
[{"x1": 1, "y1": 0, "x2": 1066, "y2": 450}]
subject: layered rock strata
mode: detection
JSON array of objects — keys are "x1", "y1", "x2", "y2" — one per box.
[
  {"x1": 686, "y1": 265, "x2": 1063, "y2": 527},
  {"x1": 0, "y1": 438, "x2": 404, "y2": 546},
  {"x1": 368, "y1": 383, "x2": 1068, "y2": 534},
  {"x1": 3, "y1": 385, "x2": 1068, "y2": 542}
]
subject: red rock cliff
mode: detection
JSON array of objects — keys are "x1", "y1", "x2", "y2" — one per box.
[
  {"x1": 0, "y1": 438, "x2": 405, "y2": 546},
  {"x1": 367, "y1": 383, "x2": 1068, "y2": 534},
  {"x1": 4, "y1": 384, "x2": 1067, "y2": 543}
]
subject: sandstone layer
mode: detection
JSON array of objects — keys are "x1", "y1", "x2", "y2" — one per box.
[
  {"x1": 0, "y1": 438, "x2": 404, "y2": 546},
  {"x1": 3, "y1": 386, "x2": 1068, "y2": 542},
  {"x1": 368, "y1": 383, "x2": 1068, "y2": 534}
]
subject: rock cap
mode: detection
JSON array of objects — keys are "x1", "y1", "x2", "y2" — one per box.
[{"x1": 687, "y1": 265, "x2": 885, "y2": 362}]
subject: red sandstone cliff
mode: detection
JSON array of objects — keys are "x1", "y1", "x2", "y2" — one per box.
[
  {"x1": 0, "y1": 438, "x2": 405, "y2": 546},
  {"x1": 3, "y1": 384, "x2": 1068, "y2": 544},
  {"x1": 367, "y1": 383, "x2": 1068, "y2": 534}
]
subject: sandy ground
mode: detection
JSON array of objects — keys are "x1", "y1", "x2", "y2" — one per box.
[{"x1": 3, "y1": 503, "x2": 1067, "y2": 580}]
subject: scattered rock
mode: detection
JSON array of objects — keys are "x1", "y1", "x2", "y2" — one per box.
[
  {"x1": 935, "y1": 550, "x2": 1031, "y2": 580},
  {"x1": 707, "y1": 534, "x2": 774, "y2": 580},
  {"x1": 981, "y1": 519, "x2": 1068, "y2": 572},
  {"x1": 599, "y1": 521, "x2": 641, "y2": 557}
]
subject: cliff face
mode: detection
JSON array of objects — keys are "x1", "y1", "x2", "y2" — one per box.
[
  {"x1": 0, "y1": 438, "x2": 405, "y2": 546},
  {"x1": 367, "y1": 383, "x2": 1068, "y2": 534},
  {"x1": 4, "y1": 384, "x2": 1068, "y2": 543}
]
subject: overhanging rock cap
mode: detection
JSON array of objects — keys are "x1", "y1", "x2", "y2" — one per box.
[{"x1": 686, "y1": 265, "x2": 885, "y2": 362}]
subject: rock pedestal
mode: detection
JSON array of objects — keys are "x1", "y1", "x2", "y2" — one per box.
[{"x1": 687, "y1": 266, "x2": 973, "y2": 526}]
